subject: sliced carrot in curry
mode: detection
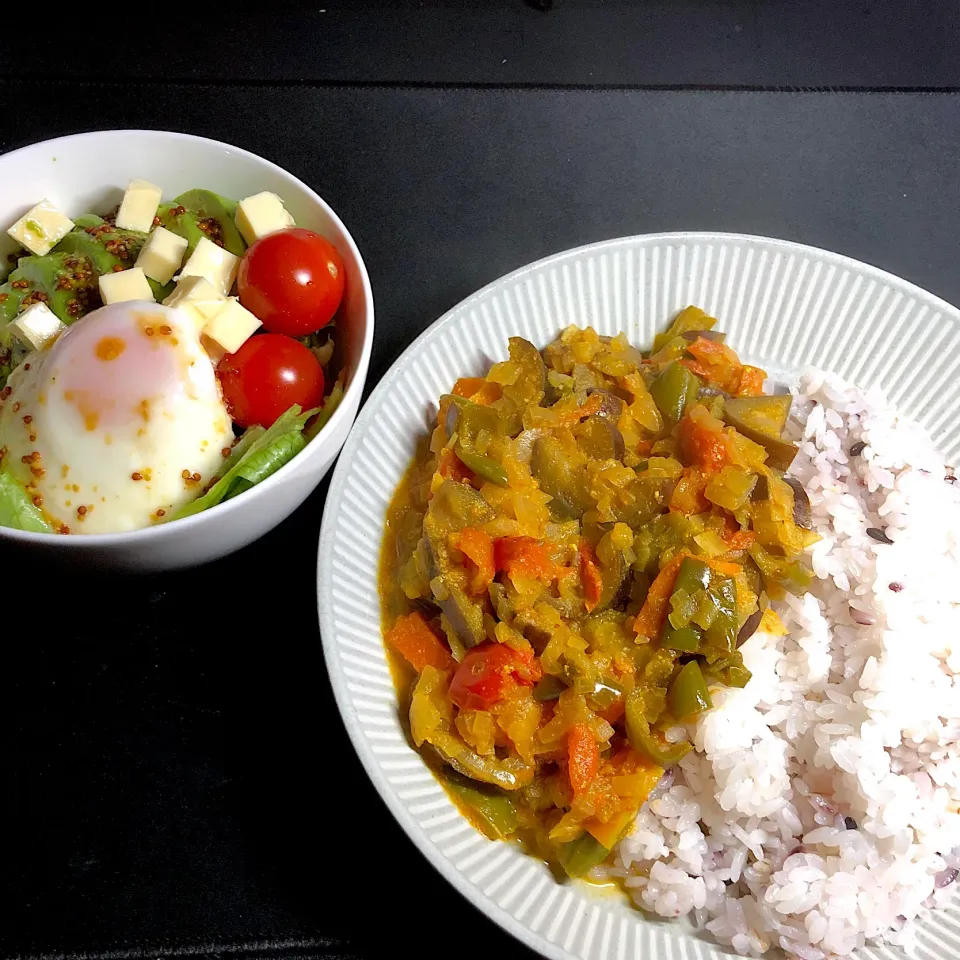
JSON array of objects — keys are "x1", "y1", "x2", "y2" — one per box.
[
  {"x1": 578, "y1": 541, "x2": 604, "y2": 612},
  {"x1": 438, "y1": 447, "x2": 474, "y2": 483},
  {"x1": 725, "y1": 529, "x2": 756, "y2": 551},
  {"x1": 669, "y1": 467, "x2": 709, "y2": 514},
  {"x1": 598, "y1": 699, "x2": 626, "y2": 724},
  {"x1": 470, "y1": 381, "x2": 503, "y2": 405},
  {"x1": 687, "y1": 336, "x2": 743, "y2": 391},
  {"x1": 386, "y1": 612, "x2": 454, "y2": 672},
  {"x1": 550, "y1": 392, "x2": 603, "y2": 428},
  {"x1": 736, "y1": 365, "x2": 766, "y2": 397},
  {"x1": 633, "y1": 553, "x2": 687, "y2": 638},
  {"x1": 457, "y1": 527, "x2": 496, "y2": 594},
  {"x1": 494, "y1": 536, "x2": 556, "y2": 581},
  {"x1": 706, "y1": 558, "x2": 742, "y2": 577},
  {"x1": 567, "y1": 722, "x2": 600, "y2": 794},
  {"x1": 678, "y1": 357, "x2": 711, "y2": 379},
  {"x1": 687, "y1": 336, "x2": 741, "y2": 368},
  {"x1": 451, "y1": 377, "x2": 502, "y2": 405},
  {"x1": 679, "y1": 407, "x2": 730, "y2": 473}
]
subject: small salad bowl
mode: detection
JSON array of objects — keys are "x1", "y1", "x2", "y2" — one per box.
[{"x1": 0, "y1": 130, "x2": 373, "y2": 571}]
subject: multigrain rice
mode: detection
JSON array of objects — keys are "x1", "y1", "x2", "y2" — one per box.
[{"x1": 605, "y1": 367, "x2": 960, "y2": 958}]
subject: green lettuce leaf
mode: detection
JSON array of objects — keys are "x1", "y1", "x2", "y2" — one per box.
[
  {"x1": 300, "y1": 329, "x2": 335, "y2": 368},
  {"x1": 0, "y1": 470, "x2": 53, "y2": 532},
  {"x1": 304, "y1": 380, "x2": 344, "y2": 442},
  {"x1": 173, "y1": 404, "x2": 318, "y2": 519}
]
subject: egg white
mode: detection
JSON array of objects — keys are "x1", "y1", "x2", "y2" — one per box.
[{"x1": 0, "y1": 301, "x2": 234, "y2": 534}]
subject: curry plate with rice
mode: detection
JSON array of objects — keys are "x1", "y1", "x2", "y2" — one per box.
[{"x1": 377, "y1": 305, "x2": 960, "y2": 960}]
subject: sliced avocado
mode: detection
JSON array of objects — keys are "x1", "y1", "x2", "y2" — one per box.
[
  {"x1": 58, "y1": 224, "x2": 171, "y2": 301},
  {"x1": 28, "y1": 219, "x2": 149, "y2": 323},
  {"x1": 0, "y1": 282, "x2": 25, "y2": 327},
  {"x1": 157, "y1": 189, "x2": 246, "y2": 258},
  {"x1": 12, "y1": 252, "x2": 100, "y2": 325},
  {"x1": 72, "y1": 213, "x2": 106, "y2": 229},
  {"x1": 0, "y1": 230, "x2": 24, "y2": 283},
  {"x1": 179, "y1": 188, "x2": 239, "y2": 220},
  {"x1": 0, "y1": 221, "x2": 154, "y2": 332},
  {"x1": 58, "y1": 223, "x2": 148, "y2": 274}
]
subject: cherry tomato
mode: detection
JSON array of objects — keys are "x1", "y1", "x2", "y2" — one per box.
[
  {"x1": 237, "y1": 228, "x2": 345, "y2": 337},
  {"x1": 217, "y1": 334, "x2": 325, "y2": 429},
  {"x1": 448, "y1": 643, "x2": 541, "y2": 711}
]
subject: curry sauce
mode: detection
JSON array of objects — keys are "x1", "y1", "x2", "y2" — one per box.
[{"x1": 378, "y1": 309, "x2": 815, "y2": 877}]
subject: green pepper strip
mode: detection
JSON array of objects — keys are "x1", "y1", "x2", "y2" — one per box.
[
  {"x1": 661, "y1": 623, "x2": 701, "y2": 653},
  {"x1": 445, "y1": 395, "x2": 511, "y2": 486},
  {"x1": 631, "y1": 683, "x2": 666, "y2": 724},
  {"x1": 625, "y1": 689, "x2": 692, "y2": 766},
  {"x1": 668, "y1": 660, "x2": 713, "y2": 720},
  {"x1": 649, "y1": 361, "x2": 699, "y2": 423},
  {"x1": 702, "y1": 652, "x2": 752, "y2": 689},
  {"x1": 702, "y1": 575, "x2": 738, "y2": 659},
  {"x1": 558, "y1": 831, "x2": 611, "y2": 878},
  {"x1": 722, "y1": 663, "x2": 752, "y2": 688},
  {"x1": 533, "y1": 675, "x2": 566, "y2": 702},
  {"x1": 442, "y1": 772, "x2": 518, "y2": 840},
  {"x1": 660, "y1": 557, "x2": 712, "y2": 652},
  {"x1": 675, "y1": 557, "x2": 712, "y2": 593},
  {"x1": 454, "y1": 445, "x2": 509, "y2": 486}
]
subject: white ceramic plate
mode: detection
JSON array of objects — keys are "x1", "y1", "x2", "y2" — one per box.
[{"x1": 318, "y1": 233, "x2": 960, "y2": 960}]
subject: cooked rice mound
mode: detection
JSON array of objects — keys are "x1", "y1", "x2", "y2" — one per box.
[{"x1": 608, "y1": 368, "x2": 960, "y2": 958}]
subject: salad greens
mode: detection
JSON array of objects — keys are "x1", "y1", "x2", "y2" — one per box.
[
  {"x1": 173, "y1": 404, "x2": 320, "y2": 520},
  {"x1": 0, "y1": 470, "x2": 53, "y2": 533},
  {"x1": 304, "y1": 381, "x2": 343, "y2": 441}
]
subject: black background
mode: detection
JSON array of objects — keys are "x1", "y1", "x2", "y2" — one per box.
[
  {"x1": 9, "y1": 0, "x2": 960, "y2": 89},
  {"x1": 4, "y1": 4, "x2": 960, "y2": 960}
]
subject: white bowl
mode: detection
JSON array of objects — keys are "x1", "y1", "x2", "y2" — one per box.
[
  {"x1": 0, "y1": 130, "x2": 373, "y2": 572},
  {"x1": 319, "y1": 233, "x2": 960, "y2": 960}
]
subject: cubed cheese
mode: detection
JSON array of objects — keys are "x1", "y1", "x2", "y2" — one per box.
[
  {"x1": 202, "y1": 298, "x2": 261, "y2": 355},
  {"x1": 161, "y1": 275, "x2": 226, "y2": 330},
  {"x1": 234, "y1": 192, "x2": 295, "y2": 246},
  {"x1": 115, "y1": 180, "x2": 163, "y2": 232},
  {"x1": 7, "y1": 199, "x2": 74, "y2": 257},
  {"x1": 10, "y1": 301, "x2": 65, "y2": 351},
  {"x1": 135, "y1": 226, "x2": 188, "y2": 284},
  {"x1": 99, "y1": 267, "x2": 155, "y2": 305},
  {"x1": 178, "y1": 236, "x2": 239, "y2": 295}
]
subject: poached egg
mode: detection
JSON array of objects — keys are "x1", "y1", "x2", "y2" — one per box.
[{"x1": 0, "y1": 301, "x2": 233, "y2": 534}]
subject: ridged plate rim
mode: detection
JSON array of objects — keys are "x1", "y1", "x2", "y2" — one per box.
[{"x1": 317, "y1": 231, "x2": 960, "y2": 960}]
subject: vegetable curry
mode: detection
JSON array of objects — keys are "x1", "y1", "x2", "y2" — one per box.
[{"x1": 379, "y1": 308, "x2": 815, "y2": 878}]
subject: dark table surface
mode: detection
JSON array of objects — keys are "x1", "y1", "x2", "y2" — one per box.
[{"x1": 5, "y1": 5, "x2": 960, "y2": 960}]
